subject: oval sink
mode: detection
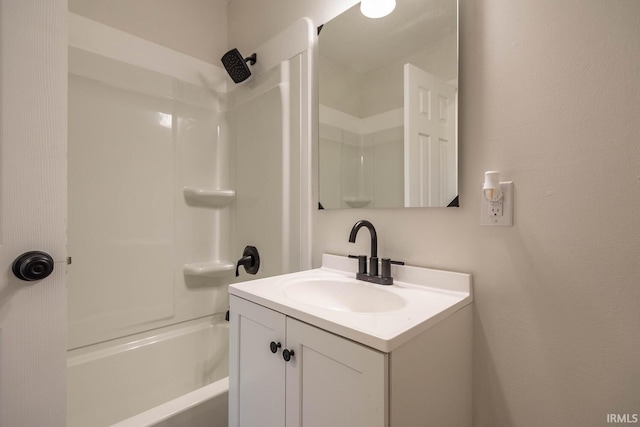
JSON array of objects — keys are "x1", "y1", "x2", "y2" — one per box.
[{"x1": 283, "y1": 278, "x2": 406, "y2": 313}]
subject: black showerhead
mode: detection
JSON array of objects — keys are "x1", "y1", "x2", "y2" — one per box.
[{"x1": 221, "y1": 48, "x2": 257, "y2": 84}]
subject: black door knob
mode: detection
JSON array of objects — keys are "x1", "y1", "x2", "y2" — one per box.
[
  {"x1": 283, "y1": 349, "x2": 295, "y2": 362},
  {"x1": 270, "y1": 341, "x2": 282, "y2": 353},
  {"x1": 12, "y1": 251, "x2": 55, "y2": 282}
]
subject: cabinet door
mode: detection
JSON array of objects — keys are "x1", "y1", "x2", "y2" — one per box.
[
  {"x1": 285, "y1": 318, "x2": 388, "y2": 427},
  {"x1": 229, "y1": 296, "x2": 286, "y2": 427}
]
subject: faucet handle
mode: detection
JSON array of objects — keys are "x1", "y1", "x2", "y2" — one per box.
[
  {"x1": 348, "y1": 254, "x2": 368, "y2": 274},
  {"x1": 381, "y1": 258, "x2": 404, "y2": 279},
  {"x1": 236, "y1": 246, "x2": 261, "y2": 277},
  {"x1": 369, "y1": 256, "x2": 379, "y2": 277}
]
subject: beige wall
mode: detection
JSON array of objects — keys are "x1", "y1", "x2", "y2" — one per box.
[
  {"x1": 231, "y1": 0, "x2": 640, "y2": 426},
  {"x1": 69, "y1": 0, "x2": 228, "y2": 64}
]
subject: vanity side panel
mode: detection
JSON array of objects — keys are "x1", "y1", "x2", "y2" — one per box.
[{"x1": 389, "y1": 305, "x2": 472, "y2": 427}]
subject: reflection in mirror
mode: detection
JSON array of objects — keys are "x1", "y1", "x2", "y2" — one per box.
[{"x1": 318, "y1": 0, "x2": 458, "y2": 209}]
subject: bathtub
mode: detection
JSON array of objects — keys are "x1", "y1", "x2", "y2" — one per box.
[
  {"x1": 111, "y1": 377, "x2": 228, "y2": 427},
  {"x1": 67, "y1": 315, "x2": 229, "y2": 426}
]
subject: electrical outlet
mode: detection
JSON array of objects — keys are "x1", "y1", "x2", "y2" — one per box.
[
  {"x1": 489, "y1": 200, "x2": 503, "y2": 216},
  {"x1": 481, "y1": 182, "x2": 513, "y2": 226}
]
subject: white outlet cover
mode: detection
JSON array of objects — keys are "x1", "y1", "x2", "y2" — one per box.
[{"x1": 481, "y1": 182, "x2": 513, "y2": 226}]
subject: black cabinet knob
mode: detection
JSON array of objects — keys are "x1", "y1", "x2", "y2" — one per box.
[
  {"x1": 270, "y1": 341, "x2": 282, "y2": 354},
  {"x1": 283, "y1": 349, "x2": 295, "y2": 362},
  {"x1": 12, "y1": 251, "x2": 54, "y2": 282}
]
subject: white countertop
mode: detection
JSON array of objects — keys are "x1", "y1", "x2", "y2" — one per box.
[{"x1": 229, "y1": 254, "x2": 472, "y2": 352}]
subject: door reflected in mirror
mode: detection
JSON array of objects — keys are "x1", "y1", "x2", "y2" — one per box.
[{"x1": 318, "y1": 0, "x2": 458, "y2": 209}]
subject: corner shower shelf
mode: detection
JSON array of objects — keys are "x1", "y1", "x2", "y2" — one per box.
[
  {"x1": 183, "y1": 187, "x2": 236, "y2": 208},
  {"x1": 343, "y1": 196, "x2": 372, "y2": 208},
  {"x1": 183, "y1": 261, "x2": 236, "y2": 278}
]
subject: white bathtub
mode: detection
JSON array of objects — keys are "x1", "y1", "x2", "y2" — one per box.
[
  {"x1": 111, "y1": 377, "x2": 228, "y2": 427},
  {"x1": 67, "y1": 315, "x2": 229, "y2": 427}
]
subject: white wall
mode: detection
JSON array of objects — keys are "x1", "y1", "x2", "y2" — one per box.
[
  {"x1": 69, "y1": 0, "x2": 228, "y2": 64},
  {"x1": 230, "y1": 0, "x2": 640, "y2": 426}
]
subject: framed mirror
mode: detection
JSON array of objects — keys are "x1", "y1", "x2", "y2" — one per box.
[{"x1": 318, "y1": 0, "x2": 458, "y2": 209}]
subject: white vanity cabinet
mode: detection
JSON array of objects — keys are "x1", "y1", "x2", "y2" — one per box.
[
  {"x1": 228, "y1": 254, "x2": 473, "y2": 426},
  {"x1": 229, "y1": 295, "x2": 387, "y2": 427}
]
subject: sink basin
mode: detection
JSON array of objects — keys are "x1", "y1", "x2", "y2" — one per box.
[
  {"x1": 283, "y1": 278, "x2": 406, "y2": 313},
  {"x1": 229, "y1": 254, "x2": 472, "y2": 352}
]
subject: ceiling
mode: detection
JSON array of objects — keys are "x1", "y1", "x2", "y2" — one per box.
[{"x1": 320, "y1": 0, "x2": 457, "y2": 74}]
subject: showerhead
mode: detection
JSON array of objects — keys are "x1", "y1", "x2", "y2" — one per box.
[{"x1": 221, "y1": 48, "x2": 257, "y2": 84}]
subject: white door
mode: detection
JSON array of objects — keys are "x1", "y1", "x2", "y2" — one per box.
[
  {"x1": 404, "y1": 63, "x2": 457, "y2": 207},
  {"x1": 285, "y1": 318, "x2": 388, "y2": 427},
  {"x1": 0, "y1": 1, "x2": 67, "y2": 426}
]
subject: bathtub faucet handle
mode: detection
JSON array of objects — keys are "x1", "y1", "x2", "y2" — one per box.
[{"x1": 235, "y1": 246, "x2": 260, "y2": 277}]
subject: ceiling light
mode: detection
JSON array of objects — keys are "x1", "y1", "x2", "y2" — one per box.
[{"x1": 360, "y1": 0, "x2": 396, "y2": 19}]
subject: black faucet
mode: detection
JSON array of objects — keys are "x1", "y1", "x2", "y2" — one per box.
[
  {"x1": 348, "y1": 220, "x2": 403, "y2": 285},
  {"x1": 349, "y1": 220, "x2": 378, "y2": 276}
]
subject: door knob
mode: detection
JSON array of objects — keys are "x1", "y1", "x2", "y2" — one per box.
[{"x1": 12, "y1": 251, "x2": 55, "y2": 282}]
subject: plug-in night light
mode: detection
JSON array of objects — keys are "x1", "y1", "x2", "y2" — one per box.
[{"x1": 483, "y1": 171, "x2": 503, "y2": 202}]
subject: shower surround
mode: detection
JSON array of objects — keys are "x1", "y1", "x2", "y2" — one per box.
[{"x1": 67, "y1": 14, "x2": 313, "y2": 426}]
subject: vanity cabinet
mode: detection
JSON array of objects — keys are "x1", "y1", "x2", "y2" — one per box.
[
  {"x1": 229, "y1": 294, "x2": 472, "y2": 427},
  {"x1": 229, "y1": 254, "x2": 473, "y2": 427},
  {"x1": 229, "y1": 295, "x2": 387, "y2": 427}
]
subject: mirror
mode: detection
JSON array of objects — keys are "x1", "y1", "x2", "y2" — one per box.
[{"x1": 318, "y1": 0, "x2": 458, "y2": 209}]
